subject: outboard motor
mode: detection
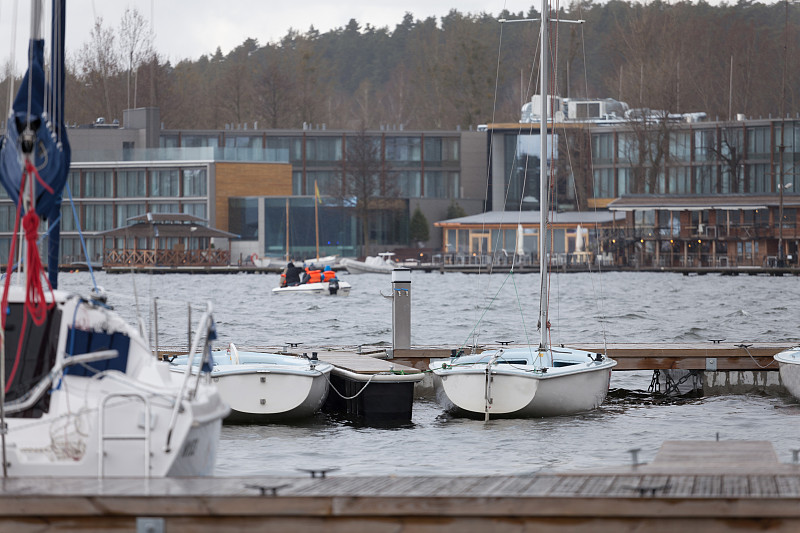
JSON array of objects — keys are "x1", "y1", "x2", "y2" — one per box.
[{"x1": 328, "y1": 278, "x2": 339, "y2": 295}]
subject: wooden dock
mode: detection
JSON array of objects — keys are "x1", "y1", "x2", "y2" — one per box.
[
  {"x1": 391, "y1": 342, "x2": 793, "y2": 372},
  {"x1": 3, "y1": 440, "x2": 800, "y2": 532}
]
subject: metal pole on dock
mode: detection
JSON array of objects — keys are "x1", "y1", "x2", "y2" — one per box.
[{"x1": 391, "y1": 268, "x2": 411, "y2": 352}]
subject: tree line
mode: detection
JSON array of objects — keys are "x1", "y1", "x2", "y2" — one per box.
[{"x1": 2, "y1": 1, "x2": 797, "y2": 132}]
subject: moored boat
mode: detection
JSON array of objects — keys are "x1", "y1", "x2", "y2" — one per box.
[
  {"x1": 774, "y1": 346, "x2": 800, "y2": 400},
  {"x1": 340, "y1": 253, "x2": 398, "y2": 274},
  {"x1": 170, "y1": 344, "x2": 333, "y2": 422}
]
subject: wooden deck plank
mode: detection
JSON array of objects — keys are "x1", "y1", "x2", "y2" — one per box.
[
  {"x1": 776, "y1": 476, "x2": 800, "y2": 496},
  {"x1": 576, "y1": 475, "x2": 618, "y2": 496},
  {"x1": 550, "y1": 475, "x2": 590, "y2": 495},
  {"x1": 749, "y1": 475, "x2": 779, "y2": 497},
  {"x1": 521, "y1": 475, "x2": 564, "y2": 496},
  {"x1": 694, "y1": 475, "x2": 722, "y2": 496},
  {"x1": 652, "y1": 440, "x2": 778, "y2": 468},
  {"x1": 665, "y1": 475, "x2": 696, "y2": 497},
  {"x1": 721, "y1": 475, "x2": 749, "y2": 497},
  {"x1": 317, "y1": 353, "x2": 421, "y2": 374}
]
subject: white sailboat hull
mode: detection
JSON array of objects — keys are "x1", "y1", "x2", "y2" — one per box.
[
  {"x1": 272, "y1": 280, "x2": 351, "y2": 296},
  {"x1": 171, "y1": 350, "x2": 333, "y2": 422},
  {"x1": 524, "y1": 362, "x2": 614, "y2": 417},
  {"x1": 774, "y1": 347, "x2": 800, "y2": 400},
  {"x1": 430, "y1": 347, "x2": 616, "y2": 418},
  {"x1": 210, "y1": 366, "x2": 331, "y2": 421},
  {"x1": 2, "y1": 288, "x2": 228, "y2": 477},
  {"x1": 432, "y1": 366, "x2": 539, "y2": 415}
]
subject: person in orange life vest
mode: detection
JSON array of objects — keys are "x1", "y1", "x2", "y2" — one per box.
[
  {"x1": 321, "y1": 265, "x2": 336, "y2": 282},
  {"x1": 304, "y1": 266, "x2": 322, "y2": 284}
]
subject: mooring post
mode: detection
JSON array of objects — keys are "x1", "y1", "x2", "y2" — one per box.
[{"x1": 391, "y1": 268, "x2": 412, "y2": 354}]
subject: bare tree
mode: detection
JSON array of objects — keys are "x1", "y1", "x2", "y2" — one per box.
[
  {"x1": 324, "y1": 127, "x2": 398, "y2": 256},
  {"x1": 119, "y1": 7, "x2": 153, "y2": 109},
  {"x1": 77, "y1": 17, "x2": 120, "y2": 122}
]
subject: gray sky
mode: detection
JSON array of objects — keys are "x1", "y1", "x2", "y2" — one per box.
[{"x1": 2, "y1": 0, "x2": 537, "y2": 73}]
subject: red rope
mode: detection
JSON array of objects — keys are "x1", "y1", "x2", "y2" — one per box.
[{"x1": 2, "y1": 160, "x2": 55, "y2": 393}]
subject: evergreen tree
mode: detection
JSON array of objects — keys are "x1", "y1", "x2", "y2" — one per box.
[
  {"x1": 446, "y1": 200, "x2": 467, "y2": 220},
  {"x1": 409, "y1": 205, "x2": 430, "y2": 244}
]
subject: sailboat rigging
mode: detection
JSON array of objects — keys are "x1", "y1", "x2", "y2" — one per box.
[{"x1": 429, "y1": 0, "x2": 616, "y2": 419}]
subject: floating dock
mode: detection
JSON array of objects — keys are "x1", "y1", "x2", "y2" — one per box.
[
  {"x1": 4, "y1": 440, "x2": 800, "y2": 532},
  {"x1": 390, "y1": 342, "x2": 793, "y2": 372},
  {"x1": 318, "y1": 351, "x2": 423, "y2": 421}
]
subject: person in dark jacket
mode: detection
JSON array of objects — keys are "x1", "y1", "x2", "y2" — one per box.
[{"x1": 282, "y1": 262, "x2": 303, "y2": 287}]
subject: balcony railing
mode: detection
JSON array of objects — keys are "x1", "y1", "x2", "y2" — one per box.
[{"x1": 104, "y1": 249, "x2": 230, "y2": 268}]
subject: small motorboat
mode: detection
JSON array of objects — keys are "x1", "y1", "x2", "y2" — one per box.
[
  {"x1": 170, "y1": 344, "x2": 334, "y2": 422},
  {"x1": 340, "y1": 252, "x2": 398, "y2": 274},
  {"x1": 272, "y1": 278, "x2": 351, "y2": 296}
]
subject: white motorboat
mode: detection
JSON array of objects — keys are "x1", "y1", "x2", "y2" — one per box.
[
  {"x1": 272, "y1": 279, "x2": 351, "y2": 296},
  {"x1": 774, "y1": 346, "x2": 800, "y2": 400},
  {"x1": 170, "y1": 344, "x2": 333, "y2": 422},
  {"x1": 250, "y1": 253, "x2": 273, "y2": 268},
  {"x1": 1, "y1": 286, "x2": 229, "y2": 476},
  {"x1": 429, "y1": 5, "x2": 616, "y2": 419},
  {"x1": 340, "y1": 253, "x2": 398, "y2": 274}
]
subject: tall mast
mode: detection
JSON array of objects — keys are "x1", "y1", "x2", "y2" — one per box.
[{"x1": 538, "y1": 0, "x2": 549, "y2": 352}]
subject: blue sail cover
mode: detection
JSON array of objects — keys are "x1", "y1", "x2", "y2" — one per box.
[{"x1": 0, "y1": 0, "x2": 70, "y2": 288}]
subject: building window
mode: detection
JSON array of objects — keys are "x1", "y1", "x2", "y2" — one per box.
[
  {"x1": 748, "y1": 163, "x2": 771, "y2": 193},
  {"x1": 228, "y1": 198, "x2": 258, "y2": 240},
  {"x1": 183, "y1": 203, "x2": 207, "y2": 220},
  {"x1": 397, "y1": 171, "x2": 422, "y2": 197},
  {"x1": 669, "y1": 167, "x2": 691, "y2": 194},
  {"x1": 592, "y1": 133, "x2": 614, "y2": 164},
  {"x1": 151, "y1": 169, "x2": 180, "y2": 197},
  {"x1": 84, "y1": 171, "x2": 113, "y2": 198},
  {"x1": 385, "y1": 136, "x2": 421, "y2": 164},
  {"x1": 746, "y1": 126, "x2": 770, "y2": 158},
  {"x1": 182, "y1": 168, "x2": 207, "y2": 197},
  {"x1": 116, "y1": 203, "x2": 145, "y2": 227},
  {"x1": 150, "y1": 203, "x2": 180, "y2": 214},
  {"x1": 116, "y1": 170, "x2": 146, "y2": 197},
  {"x1": 670, "y1": 131, "x2": 691, "y2": 162},
  {"x1": 305, "y1": 137, "x2": 342, "y2": 162},
  {"x1": 693, "y1": 165, "x2": 715, "y2": 194},
  {"x1": 593, "y1": 168, "x2": 614, "y2": 197},
  {"x1": 84, "y1": 204, "x2": 113, "y2": 231}
]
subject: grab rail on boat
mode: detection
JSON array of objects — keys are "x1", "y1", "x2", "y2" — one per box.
[
  {"x1": 164, "y1": 301, "x2": 214, "y2": 453},
  {"x1": 3, "y1": 350, "x2": 118, "y2": 415}
]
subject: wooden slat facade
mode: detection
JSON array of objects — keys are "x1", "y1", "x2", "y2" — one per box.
[{"x1": 214, "y1": 161, "x2": 292, "y2": 232}]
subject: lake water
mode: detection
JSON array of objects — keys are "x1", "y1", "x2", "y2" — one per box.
[{"x1": 57, "y1": 269, "x2": 800, "y2": 476}]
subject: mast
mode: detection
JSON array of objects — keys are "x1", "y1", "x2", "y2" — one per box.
[
  {"x1": 314, "y1": 180, "x2": 320, "y2": 261},
  {"x1": 284, "y1": 197, "x2": 289, "y2": 261},
  {"x1": 538, "y1": 0, "x2": 549, "y2": 352}
]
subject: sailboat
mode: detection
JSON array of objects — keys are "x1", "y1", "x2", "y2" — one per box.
[
  {"x1": 0, "y1": 0, "x2": 228, "y2": 476},
  {"x1": 429, "y1": 1, "x2": 616, "y2": 419},
  {"x1": 773, "y1": 347, "x2": 800, "y2": 401}
]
